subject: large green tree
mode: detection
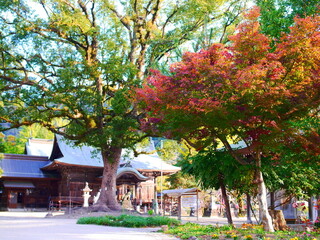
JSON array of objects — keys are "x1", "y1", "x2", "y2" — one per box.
[
  {"x1": 255, "y1": 0, "x2": 320, "y2": 213},
  {"x1": 136, "y1": 7, "x2": 320, "y2": 230},
  {"x1": 0, "y1": 0, "x2": 240, "y2": 211},
  {"x1": 0, "y1": 133, "x2": 26, "y2": 154},
  {"x1": 180, "y1": 148, "x2": 254, "y2": 224},
  {"x1": 256, "y1": 0, "x2": 320, "y2": 39},
  {"x1": 263, "y1": 115, "x2": 320, "y2": 200},
  {"x1": 0, "y1": 124, "x2": 54, "y2": 154}
]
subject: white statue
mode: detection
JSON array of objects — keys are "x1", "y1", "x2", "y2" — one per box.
[{"x1": 93, "y1": 189, "x2": 101, "y2": 204}]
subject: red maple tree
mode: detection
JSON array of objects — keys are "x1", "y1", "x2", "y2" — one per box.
[{"x1": 136, "y1": 7, "x2": 320, "y2": 231}]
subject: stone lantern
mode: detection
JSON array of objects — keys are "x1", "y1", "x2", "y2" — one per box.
[{"x1": 82, "y1": 182, "x2": 92, "y2": 207}]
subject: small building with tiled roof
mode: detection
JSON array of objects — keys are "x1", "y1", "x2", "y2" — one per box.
[{"x1": 0, "y1": 154, "x2": 59, "y2": 209}]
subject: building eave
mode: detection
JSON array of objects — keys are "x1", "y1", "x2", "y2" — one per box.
[{"x1": 41, "y1": 160, "x2": 104, "y2": 170}]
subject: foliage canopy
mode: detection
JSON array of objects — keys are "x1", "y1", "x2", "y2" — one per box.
[
  {"x1": 136, "y1": 7, "x2": 320, "y2": 230},
  {"x1": 0, "y1": 0, "x2": 242, "y2": 210}
]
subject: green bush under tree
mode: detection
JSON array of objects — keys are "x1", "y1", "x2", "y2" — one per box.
[{"x1": 77, "y1": 214, "x2": 180, "y2": 228}]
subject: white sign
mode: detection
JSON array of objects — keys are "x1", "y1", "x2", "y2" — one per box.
[{"x1": 181, "y1": 195, "x2": 199, "y2": 208}]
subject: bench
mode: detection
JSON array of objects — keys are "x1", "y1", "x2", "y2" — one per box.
[{"x1": 285, "y1": 218, "x2": 297, "y2": 224}]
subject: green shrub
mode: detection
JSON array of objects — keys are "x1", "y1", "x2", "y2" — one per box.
[
  {"x1": 77, "y1": 214, "x2": 180, "y2": 228},
  {"x1": 166, "y1": 222, "x2": 320, "y2": 240},
  {"x1": 165, "y1": 222, "x2": 221, "y2": 239},
  {"x1": 315, "y1": 219, "x2": 320, "y2": 229},
  {"x1": 146, "y1": 216, "x2": 180, "y2": 226}
]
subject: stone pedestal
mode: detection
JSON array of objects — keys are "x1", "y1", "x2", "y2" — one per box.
[{"x1": 121, "y1": 191, "x2": 133, "y2": 209}]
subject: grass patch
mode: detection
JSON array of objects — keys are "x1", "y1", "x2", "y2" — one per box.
[
  {"x1": 77, "y1": 214, "x2": 180, "y2": 228},
  {"x1": 164, "y1": 222, "x2": 320, "y2": 239}
]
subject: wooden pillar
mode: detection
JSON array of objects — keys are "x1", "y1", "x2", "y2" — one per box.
[
  {"x1": 153, "y1": 176, "x2": 158, "y2": 214},
  {"x1": 132, "y1": 185, "x2": 136, "y2": 199},
  {"x1": 178, "y1": 196, "x2": 182, "y2": 220},
  {"x1": 139, "y1": 184, "x2": 142, "y2": 204},
  {"x1": 134, "y1": 184, "x2": 138, "y2": 200},
  {"x1": 60, "y1": 167, "x2": 70, "y2": 196},
  {"x1": 270, "y1": 191, "x2": 275, "y2": 211},
  {"x1": 121, "y1": 184, "x2": 125, "y2": 200},
  {"x1": 5, "y1": 190, "x2": 10, "y2": 209},
  {"x1": 196, "y1": 191, "x2": 199, "y2": 221},
  {"x1": 154, "y1": 176, "x2": 157, "y2": 200}
]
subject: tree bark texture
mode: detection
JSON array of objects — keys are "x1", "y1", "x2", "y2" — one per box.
[
  {"x1": 92, "y1": 147, "x2": 122, "y2": 211},
  {"x1": 308, "y1": 197, "x2": 313, "y2": 222},
  {"x1": 246, "y1": 193, "x2": 252, "y2": 223},
  {"x1": 269, "y1": 210, "x2": 287, "y2": 231},
  {"x1": 219, "y1": 175, "x2": 233, "y2": 225},
  {"x1": 255, "y1": 155, "x2": 275, "y2": 232}
]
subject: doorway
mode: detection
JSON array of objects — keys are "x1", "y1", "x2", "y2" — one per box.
[{"x1": 8, "y1": 190, "x2": 25, "y2": 208}]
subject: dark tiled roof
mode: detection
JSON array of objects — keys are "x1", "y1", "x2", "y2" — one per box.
[
  {"x1": 46, "y1": 135, "x2": 180, "y2": 174},
  {"x1": 3, "y1": 181, "x2": 35, "y2": 188},
  {"x1": 0, "y1": 154, "x2": 59, "y2": 179}
]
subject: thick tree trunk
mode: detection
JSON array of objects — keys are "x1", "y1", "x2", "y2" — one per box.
[
  {"x1": 269, "y1": 210, "x2": 287, "y2": 231},
  {"x1": 308, "y1": 196, "x2": 313, "y2": 222},
  {"x1": 91, "y1": 147, "x2": 122, "y2": 211},
  {"x1": 246, "y1": 193, "x2": 252, "y2": 223},
  {"x1": 255, "y1": 156, "x2": 274, "y2": 232},
  {"x1": 237, "y1": 195, "x2": 245, "y2": 216},
  {"x1": 219, "y1": 175, "x2": 233, "y2": 225}
]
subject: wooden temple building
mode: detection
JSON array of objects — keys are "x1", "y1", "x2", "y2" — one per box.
[{"x1": 0, "y1": 136, "x2": 180, "y2": 210}]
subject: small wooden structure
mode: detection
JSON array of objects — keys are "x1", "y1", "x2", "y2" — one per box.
[
  {"x1": 162, "y1": 188, "x2": 201, "y2": 220},
  {"x1": 0, "y1": 154, "x2": 59, "y2": 209}
]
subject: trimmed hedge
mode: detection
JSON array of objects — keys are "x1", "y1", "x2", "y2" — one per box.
[{"x1": 77, "y1": 214, "x2": 180, "y2": 228}]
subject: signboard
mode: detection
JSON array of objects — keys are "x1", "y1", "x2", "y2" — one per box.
[{"x1": 181, "y1": 195, "x2": 200, "y2": 208}]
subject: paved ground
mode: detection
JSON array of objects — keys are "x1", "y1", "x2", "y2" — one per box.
[
  {"x1": 0, "y1": 210, "x2": 254, "y2": 240},
  {"x1": 0, "y1": 211, "x2": 179, "y2": 240}
]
